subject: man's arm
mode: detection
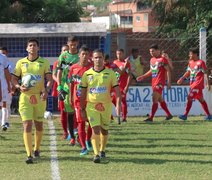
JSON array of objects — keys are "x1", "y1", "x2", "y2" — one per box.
[
  {"x1": 41, "y1": 73, "x2": 53, "y2": 101},
  {"x1": 69, "y1": 82, "x2": 74, "y2": 108},
  {"x1": 52, "y1": 70, "x2": 57, "y2": 82},
  {"x1": 205, "y1": 70, "x2": 211, "y2": 91},
  {"x1": 177, "y1": 71, "x2": 190, "y2": 85},
  {"x1": 123, "y1": 72, "x2": 131, "y2": 94},
  {"x1": 136, "y1": 69, "x2": 152, "y2": 82},
  {"x1": 57, "y1": 69, "x2": 62, "y2": 86},
  {"x1": 11, "y1": 75, "x2": 28, "y2": 92},
  {"x1": 164, "y1": 65, "x2": 171, "y2": 89},
  {"x1": 80, "y1": 87, "x2": 87, "y2": 120},
  {"x1": 114, "y1": 86, "x2": 121, "y2": 116},
  {"x1": 4, "y1": 68, "x2": 11, "y2": 92}
]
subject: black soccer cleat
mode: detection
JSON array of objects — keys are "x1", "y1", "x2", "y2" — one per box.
[
  {"x1": 34, "y1": 150, "x2": 40, "y2": 158},
  {"x1": 25, "y1": 156, "x2": 33, "y2": 164},
  {"x1": 100, "y1": 151, "x2": 106, "y2": 158},
  {"x1": 93, "y1": 155, "x2": 101, "y2": 163},
  {"x1": 165, "y1": 115, "x2": 173, "y2": 120}
]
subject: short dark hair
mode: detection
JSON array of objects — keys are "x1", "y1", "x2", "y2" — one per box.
[
  {"x1": 0, "y1": 46, "x2": 8, "y2": 51},
  {"x1": 189, "y1": 47, "x2": 199, "y2": 56},
  {"x1": 67, "y1": 35, "x2": 78, "y2": 42},
  {"x1": 62, "y1": 44, "x2": 69, "y2": 48},
  {"x1": 93, "y1": 49, "x2": 104, "y2": 56},
  {"x1": 116, "y1": 48, "x2": 124, "y2": 53},
  {"x1": 27, "y1": 38, "x2": 39, "y2": 46},
  {"x1": 150, "y1": 44, "x2": 159, "y2": 50},
  {"x1": 79, "y1": 45, "x2": 90, "y2": 53}
]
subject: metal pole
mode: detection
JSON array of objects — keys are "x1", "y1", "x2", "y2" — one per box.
[{"x1": 199, "y1": 27, "x2": 207, "y2": 62}]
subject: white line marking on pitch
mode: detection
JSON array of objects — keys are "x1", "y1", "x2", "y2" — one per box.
[{"x1": 48, "y1": 117, "x2": 61, "y2": 180}]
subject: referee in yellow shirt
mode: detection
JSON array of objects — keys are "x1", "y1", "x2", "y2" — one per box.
[
  {"x1": 80, "y1": 49, "x2": 121, "y2": 163},
  {"x1": 12, "y1": 39, "x2": 52, "y2": 164}
]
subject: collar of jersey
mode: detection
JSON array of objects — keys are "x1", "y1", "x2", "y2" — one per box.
[
  {"x1": 92, "y1": 67, "x2": 105, "y2": 73},
  {"x1": 27, "y1": 56, "x2": 39, "y2": 62}
]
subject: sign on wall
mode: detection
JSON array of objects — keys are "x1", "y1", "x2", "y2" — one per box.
[{"x1": 113, "y1": 86, "x2": 210, "y2": 116}]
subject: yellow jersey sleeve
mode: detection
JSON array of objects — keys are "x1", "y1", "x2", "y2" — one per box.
[
  {"x1": 80, "y1": 71, "x2": 88, "y2": 88},
  {"x1": 13, "y1": 60, "x2": 22, "y2": 78},
  {"x1": 111, "y1": 70, "x2": 118, "y2": 88},
  {"x1": 44, "y1": 59, "x2": 51, "y2": 74}
]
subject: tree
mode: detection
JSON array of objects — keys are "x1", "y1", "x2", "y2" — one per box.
[
  {"x1": 136, "y1": 0, "x2": 212, "y2": 57},
  {"x1": 146, "y1": 0, "x2": 212, "y2": 35},
  {"x1": 0, "y1": 0, "x2": 83, "y2": 23}
]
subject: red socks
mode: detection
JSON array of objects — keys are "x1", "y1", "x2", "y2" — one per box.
[
  {"x1": 160, "y1": 101, "x2": 171, "y2": 116},
  {"x1": 150, "y1": 103, "x2": 158, "y2": 119}
]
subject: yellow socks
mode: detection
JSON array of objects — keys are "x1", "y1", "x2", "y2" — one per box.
[
  {"x1": 100, "y1": 133, "x2": 108, "y2": 152},
  {"x1": 23, "y1": 132, "x2": 32, "y2": 157},
  {"x1": 34, "y1": 130, "x2": 43, "y2": 151},
  {"x1": 91, "y1": 134, "x2": 100, "y2": 155}
]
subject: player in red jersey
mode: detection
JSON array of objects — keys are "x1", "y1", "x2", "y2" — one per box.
[
  {"x1": 113, "y1": 49, "x2": 131, "y2": 122},
  {"x1": 177, "y1": 47, "x2": 212, "y2": 121},
  {"x1": 68, "y1": 46, "x2": 93, "y2": 155},
  {"x1": 52, "y1": 44, "x2": 69, "y2": 139},
  {"x1": 137, "y1": 44, "x2": 173, "y2": 122}
]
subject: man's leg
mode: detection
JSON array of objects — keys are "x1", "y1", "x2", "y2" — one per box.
[
  {"x1": 23, "y1": 120, "x2": 33, "y2": 163},
  {"x1": 146, "y1": 91, "x2": 160, "y2": 121},
  {"x1": 91, "y1": 126, "x2": 100, "y2": 155},
  {"x1": 100, "y1": 127, "x2": 108, "y2": 158},
  {"x1": 34, "y1": 120, "x2": 43, "y2": 157},
  {"x1": 158, "y1": 95, "x2": 172, "y2": 119}
]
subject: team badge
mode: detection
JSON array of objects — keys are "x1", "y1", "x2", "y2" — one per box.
[
  {"x1": 88, "y1": 76, "x2": 94, "y2": 82},
  {"x1": 95, "y1": 103, "x2": 105, "y2": 111}
]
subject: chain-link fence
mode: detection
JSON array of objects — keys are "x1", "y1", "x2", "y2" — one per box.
[{"x1": 109, "y1": 30, "x2": 211, "y2": 85}]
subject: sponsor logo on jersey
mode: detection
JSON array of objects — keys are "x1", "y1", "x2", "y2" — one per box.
[
  {"x1": 34, "y1": 74, "x2": 42, "y2": 81},
  {"x1": 90, "y1": 87, "x2": 107, "y2": 94}
]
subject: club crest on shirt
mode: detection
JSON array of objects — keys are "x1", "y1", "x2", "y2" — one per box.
[
  {"x1": 88, "y1": 75, "x2": 94, "y2": 82},
  {"x1": 37, "y1": 63, "x2": 42, "y2": 68},
  {"x1": 23, "y1": 63, "x2": 29, "y2": 69}
]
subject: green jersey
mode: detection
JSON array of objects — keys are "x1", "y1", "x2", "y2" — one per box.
[{"x1": 57, "y1": 51, "x2": 79, "y2": 92}]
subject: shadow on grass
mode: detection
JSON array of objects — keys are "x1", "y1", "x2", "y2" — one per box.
[
  {"x1": 108, "y1": 143, "x2": 212, "y2": 148},
  {"x1": 108, "y1": 157, "x2": 212, "y2": 165},
  {"x1": 111, "y1": 149, "x2": 212, "y2": 156},
  {"x1": 111, "y1": 137, "x2": 209, "y2": 142}
]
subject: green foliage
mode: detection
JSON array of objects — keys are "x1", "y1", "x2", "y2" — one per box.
[
  {"x1": 0, "y1": 0, "x2": 82, "y2": 23},
  {"x1": 144, "y1": 0, "x2": 212, "y2": 57},
  {"x1": 147, "y1": 0, "x2": 212, "y2": 35}
]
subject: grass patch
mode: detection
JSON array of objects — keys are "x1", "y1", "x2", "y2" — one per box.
[{"x1": 0, "y1": 116, "x2": 212, "y2": 180}]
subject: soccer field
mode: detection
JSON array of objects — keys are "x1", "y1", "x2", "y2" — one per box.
[{"x1": 0, "y1": 116, "x2": 212, "y2": 180}]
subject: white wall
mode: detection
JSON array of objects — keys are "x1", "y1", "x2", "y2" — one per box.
[{"x1": 92, "y1": 16, "x2": 110, "y2": 29}]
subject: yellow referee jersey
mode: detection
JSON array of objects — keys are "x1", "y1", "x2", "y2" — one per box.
[
  {"x1": 80, "y1": 68, "x2": 118, "y2": 103},
  {"x1": 13, "y1": 56, "x2": 51, "y2": 94}
]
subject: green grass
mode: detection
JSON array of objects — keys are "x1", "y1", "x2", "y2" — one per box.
[{"x1": 0, "y1": 116, "x2": 212, "y2": 180}]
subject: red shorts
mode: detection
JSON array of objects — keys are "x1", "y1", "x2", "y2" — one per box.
[
  {"x1": 152, "y1": 84, "x2": 164, "y2": 95},
  {"x1": 188, "y1": 89, "x2": 203, "y2": 100},
  {"x1": 74, "y1": 101, "x2": 88, "y2": 123}
]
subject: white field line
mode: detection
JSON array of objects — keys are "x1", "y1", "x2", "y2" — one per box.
[{"x1": 48, "y1": 117, "x2": 61, "y2": 180}]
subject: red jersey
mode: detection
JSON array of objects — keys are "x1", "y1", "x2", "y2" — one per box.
[
  {"x1": 150, "y1": 56, "x2": 168, "y2": 88},
  {"x1": 68, "y1": 63, "x2": 93, "y2": 103},
  {"x1": 187, "y1": 59, "x2": 206, "y2": 89},
  {"x1": 113, "y1": 59, "x2": 131, "y2": 90},
  {"x1": 104, "y1": 62, "x2": 118, "y2": 70},
  {"x1": 52, "y1": 60, "x2": 59, "y2": 97}
]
